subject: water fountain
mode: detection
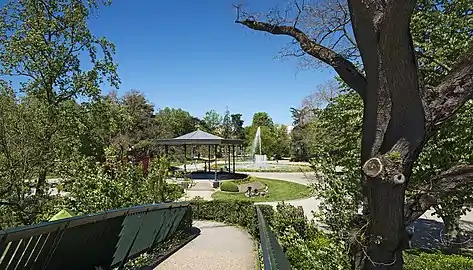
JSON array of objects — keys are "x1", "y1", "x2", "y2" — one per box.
[{"x1": 250, "y1": 127, "x2": 268, "y2": 167}]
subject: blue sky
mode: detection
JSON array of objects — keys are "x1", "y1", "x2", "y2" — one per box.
[
  {"x1": 4, "y1": 0, "x2": 336, "y2": 126},
  {"x1": 88, "y1": 0, "x2": 336, "y2": 125}
]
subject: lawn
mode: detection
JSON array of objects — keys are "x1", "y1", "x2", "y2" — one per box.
[{"x1": 211, "y1": 177, "x2": 311, "y2": 202}]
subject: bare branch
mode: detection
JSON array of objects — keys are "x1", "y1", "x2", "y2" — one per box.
[
  {"x1": 404, "y1": 165, "x2": 473, "y2": 226},
  {"x1": 302, "y1": 80, "x2": 342, "y2": 109},
  {"x1": 235, "y1": 19, "x2": 367, "y2": 99},
  {"x1": 293, "y1": 0, "x2": 304, "y2": 27}
]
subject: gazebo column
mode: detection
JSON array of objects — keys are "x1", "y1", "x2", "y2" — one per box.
[
  {"x1": 214, "y1": 145, "x2": 218, "y2": 171},
  {"x1": 227, "y1": 145, "x2": 231, "y2": 172},
  {"x1": 208, "y1": 145, "x2": 211, "y2": 172},
  {"x1": 214, "y1": 145, "x2": 218, "y2": 181},
  {"x1": 183, "y1": 144, "x2": 187, "y2": 173},
  {"x1": 232, "y1": 145, "x2": 236, "y2": 173}
]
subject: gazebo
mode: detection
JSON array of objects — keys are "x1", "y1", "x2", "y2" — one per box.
[{"x1": 156, "y1": 129, "x2": 243, "y2": 175}]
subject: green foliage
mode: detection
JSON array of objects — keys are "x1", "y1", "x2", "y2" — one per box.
[
  {"x1": 154, "y1": 107, "x2": 199, "y2": 139},
  {"x1": 404, "y1": 250, "x2": 473, "y2": 270},
  {"x1": 272, "y1": 124, "x2": 292, "y2": 159},
  {"x1": 144, "y1": 157, "x2": 183, "y2": 203},
  {"x1": 190, "y1": 199, "x2": 274, "y2": 238},
  {"x1": 230, "y1": 113, "x2": 245, "y2": 139},
  {"x1": 55, "y1": 156, "x2": 183, "y2": 216},
  {"x1": 310, "y1": 91, "x2": 364, "y2": 239},
  {"x1": 272, "y1": 203, "x2": 350, "y2": 270},
  {"x1": 0, "y1": 0, "x2": 119, "y2": 213},
  {"x1": 220, "y1": 181, "x2": 239, "y2": 192},
  {"x1": 221, "y1": 107, "x2": 232, "y2": 138},
  {"x1": 202, "y1": 109, "x2": 222, "y2": 134},
  {"x1": 411, "y1": 0, "x2": 473, "y2": 86},
  {"x1": 289, "y1": 106, "x2": 320, "y2": 162},
  {"x1": 411, "y1": 99, "x2": 473, "y2": 237},
  {"x1": 244, "y1": 124, "x2": 290, "y2": 159},
  {"x1": 252, "y1": 112, "x2": 274, "y2": 128}
]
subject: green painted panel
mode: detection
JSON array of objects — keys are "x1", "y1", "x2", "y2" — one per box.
[
  {"x1": 154, "y1": 208, "x2": 179, "y2": 244},
  {"x1": 0, "y1": 203, "x2": 192, "y2": 269},
  {"x1": 167, "y1": 208, "x2": 187, "y2": 237},
  {"x1": 128, "y1": 210, "x2": 165, "y2": 257},
  {"x1": 111, "y1": 213, "x2": 143, "y2": 266}
]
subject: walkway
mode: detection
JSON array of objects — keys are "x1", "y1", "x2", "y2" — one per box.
[
  {"x1": 179, "y1": 181, "x2": 215, "y2": 201},
  {"x1": 155, "y1": 221, "x2": 256, "y2": 270}
]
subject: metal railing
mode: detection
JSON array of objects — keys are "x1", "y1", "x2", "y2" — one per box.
[
  {"x1": 0, "y1": 202, "x2": 192, "y2": 270},
  {"x1": 256, "y1": 206, "x2": 292, "y2": 270}
]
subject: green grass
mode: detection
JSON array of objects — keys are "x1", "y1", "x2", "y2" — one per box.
[{"x1": 212, "y1": 177, "x2": 311, "y2": 202}]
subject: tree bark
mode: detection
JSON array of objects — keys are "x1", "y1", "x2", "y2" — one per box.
[
  {"x1": 235, "y1": 1, "x2": 473, "y2": 269},
  {"x1": 404, "y1": 165, "x2": 473, "y2": 226},
  {"x1": 347, "y1": 1, "x2": 422, "y2": 268}
]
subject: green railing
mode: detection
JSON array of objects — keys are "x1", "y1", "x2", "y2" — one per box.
[
  {"x1": 256, "y1": 206, "x2": 292, "y2": 270},
  {"x1": 0, "y1": 202, "x2": 192, "y2": 270}
]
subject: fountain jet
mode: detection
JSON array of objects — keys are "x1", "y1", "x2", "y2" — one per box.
[{"x1": 250, "y1": 127, "x2": 267, "y2": 167}]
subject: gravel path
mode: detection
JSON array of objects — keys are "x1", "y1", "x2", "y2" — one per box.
[
  {"x1": 179, "y1": 181, "x2": 215, "y2": 201},
  {"x1": 155, "y1": 221, "x2": 256, "y2": 270}
]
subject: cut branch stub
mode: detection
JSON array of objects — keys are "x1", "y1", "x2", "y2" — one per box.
[
  {"x1": 362, "y1": 157, "x2": 383, "y2": 178},
  {"x1": 393, "y1": 174, "x2": 406, "y2": 185},
  {"x1": 362, "y1": 154, "x2": 405, "y2": 185}
]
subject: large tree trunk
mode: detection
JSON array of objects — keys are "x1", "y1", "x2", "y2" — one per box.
[
  {"x1": 235, "y1": 0, "x2": 473, "y2": 268},
  {"x1": 348, "y1": 1, "x2": 424, "y2": 269}
]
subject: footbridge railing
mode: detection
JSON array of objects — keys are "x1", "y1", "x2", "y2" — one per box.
[
  {"x1": 0, "y1": 202, "x2": 192, "y2": 270},
  {"x1": 256, "y1": 206, "x2": 292, "y2": 270}
]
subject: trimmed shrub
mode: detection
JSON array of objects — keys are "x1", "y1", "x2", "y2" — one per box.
[
  {"x1": 404, "y1": 250, "x2": 473, "y2": 270},
  {"x1": 220, "y1": 181, "x2": 239, "y2": 192},
  {"x1": 189, "y1": 199, "x2": 274, "y2": 238}
]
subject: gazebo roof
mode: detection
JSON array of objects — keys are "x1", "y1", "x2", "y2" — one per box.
[{"x1": 156, "y1": 129, "x2": 243, "y2": 145}]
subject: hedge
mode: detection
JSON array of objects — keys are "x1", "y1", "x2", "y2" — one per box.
[
  {"x1": 189, "y1": 199, "x2": 274, "y2": 238},
  {"x1": 404, "y1": 250, "x2": 473, "y2": 270},
  {"x1": 220, "y1": 181, "x2": 239, "y2": 192}
]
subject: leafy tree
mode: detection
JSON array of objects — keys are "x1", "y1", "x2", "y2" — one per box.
[
  {"x1": 155, "y1": 107, "x2": 199, "y2": 138},
  {"x1": 252, "y1": 112, "x2": 274, "y2": 128},
  {"x1": 236, "y1": 0, "x2": 473, "y2": 268},
  {"x1": 202, "y1": 109, "x2": 222, "y2": 135},
  {"x1": 230, "y1": 113, "x2": 245, "y2": 139},
  {"x1": 290, "y1": 107, "x2": 318, "y2": 162},
  {"x1": 311, "y1": 91, "x2": 364, "y2": 242},
  {"x1": 221, "y1": 107, "x2": 232, "y2": 138},
  {"x1": 0, "y1": 85, "x2": 44, "y2": 226},
  {"x1": 272, "y1": 124, "x2": 291, "y2": 160},
  {"x1": 61, "y1": 154, "x2": 182, "y2": 216},
  {"x1": 0, "y1": 0, "x2": 119, "y2": 196}
]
